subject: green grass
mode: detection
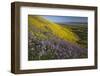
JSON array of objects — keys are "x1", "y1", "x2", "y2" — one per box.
[{"x1": 61, "y1": 24, "x2": 88, "y2": 48}]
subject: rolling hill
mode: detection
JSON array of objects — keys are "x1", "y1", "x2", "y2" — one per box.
[
  {"x1": 28, "y1": 15, "x2": 87, "y2": 60},
  {"x1": 28, "y1": 15, "x2": 79, "y2": 44}
]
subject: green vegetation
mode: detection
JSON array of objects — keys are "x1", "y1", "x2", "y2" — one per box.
[
  {"x1": 28, "y1": 15, "x2": 79, "y2": 44},
  {"x1": 62, "y1": 25, "x2": 88, "y2": 48},
  {"x1": 28, "y1": 15, "x2": 88, "y2": 60}
]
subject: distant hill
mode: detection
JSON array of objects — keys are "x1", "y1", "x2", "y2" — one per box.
[{"x1": 56, "y1": 22, "x2": 88, "y2": 26}]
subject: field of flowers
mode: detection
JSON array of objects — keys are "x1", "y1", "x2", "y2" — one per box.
[{"x1": 28, "y1": 15, "x2": 88, "y2": 60}]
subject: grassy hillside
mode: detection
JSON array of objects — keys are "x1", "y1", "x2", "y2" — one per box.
[
  {"x1": 28, "y1": 15, "x2": 79, "y2": 44},
  {"x1": 28, "y1": 15, "x2": 87, "y2": 60},
  {"x1": 61, "y1": 24, "x2": 88, "y2": 48}
]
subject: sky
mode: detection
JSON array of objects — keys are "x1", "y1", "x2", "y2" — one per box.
[{"x1": 42, "y1": 15, "x2": 88, "y2": 23}]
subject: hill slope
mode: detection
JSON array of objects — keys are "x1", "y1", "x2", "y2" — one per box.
[
  {"x1": 28, "y1": 15, "x2": 87, "y2": 60},
  {"x1": 28, "y1": 15, "x2": 79, "y2": 44}
]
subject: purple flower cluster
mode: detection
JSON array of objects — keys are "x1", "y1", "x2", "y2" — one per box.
[{"x1": 28, "y1": 32, "x2": 87, "y2": 60}]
